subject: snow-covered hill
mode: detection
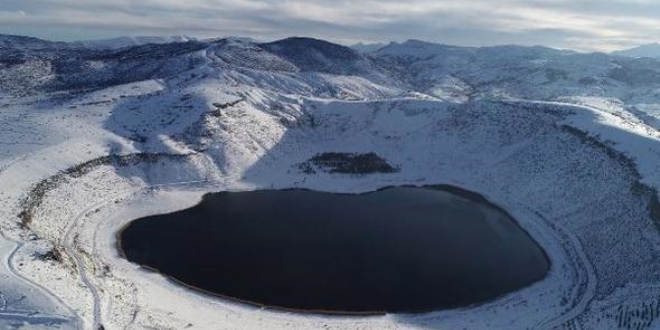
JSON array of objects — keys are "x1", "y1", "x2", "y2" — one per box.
[{"x1": 1, "y1": 35, "x2": 660, "y2": 330}]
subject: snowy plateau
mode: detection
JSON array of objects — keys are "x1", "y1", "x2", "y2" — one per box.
[{"x1": 0, "y1": 34, "x2": 660, "y2": 330}]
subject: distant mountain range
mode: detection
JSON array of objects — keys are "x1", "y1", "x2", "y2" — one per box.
[
  {"x1": 350, "y1": 42, "x2": 387, "y2": 53},
  {"x1": 69, "y1": 35, "x2": 197, "y2": 50},
  {"x1": 0, "y1": 34, "x2": 196, "y2": 50},
  {"x1": 2, "y1": 34, "x2": 660, "y2": 104}
]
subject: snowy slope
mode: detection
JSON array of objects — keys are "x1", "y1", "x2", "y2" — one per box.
[{"x1": 1, "y1": 36, "x2": 660, "y2": 330}]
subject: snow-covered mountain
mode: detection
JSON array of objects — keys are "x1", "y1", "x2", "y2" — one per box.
[
  {"x1": 2, "y1": 34, "x2": 660, "y2": 330},
  {"x1": 612, "y1": 43, "x2": 660, "y2": 58}
]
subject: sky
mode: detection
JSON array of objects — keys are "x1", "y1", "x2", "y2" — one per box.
[{"x1": 1, "y1": 0, "x2": 659, "y2": 52}]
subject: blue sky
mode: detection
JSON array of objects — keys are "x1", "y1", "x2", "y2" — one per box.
[{"x1": 1, "y1": 0, "x2": 659, "y2": 51}]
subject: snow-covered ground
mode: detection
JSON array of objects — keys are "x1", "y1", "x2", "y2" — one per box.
[{"x1": 1, "y1": 35, "x2": 660, "y2": 330}]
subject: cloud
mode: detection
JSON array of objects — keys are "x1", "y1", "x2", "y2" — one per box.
[{"x1": 0, "y1": 0, "x2": 658, "y2": 51}]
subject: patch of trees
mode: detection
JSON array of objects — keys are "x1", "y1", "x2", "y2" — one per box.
[
  {"x1": 32, "y1": 247, "x2": 63, "y2": 263},
  {"x1": 604, "y1": 299, "x2": 660, "y2": 330},
  {"x1": 297, "y1": 152, "x2": 399, "y2": 174}
]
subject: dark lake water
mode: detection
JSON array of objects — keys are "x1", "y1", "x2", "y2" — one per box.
[{"x1": 119, "y1": 186, "x2": 549, "y2": 314}]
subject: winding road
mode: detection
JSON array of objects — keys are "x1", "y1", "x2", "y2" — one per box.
[
  {"x1": 0, "y1": 156, "x2": 82, "y2": 329},
  {"x1": 1, "y1": 235, "x2": 82, "y2": 329}
]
